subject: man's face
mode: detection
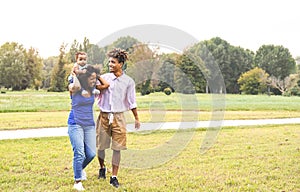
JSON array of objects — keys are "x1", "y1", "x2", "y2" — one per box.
[
  {"x1": 108, "y1": 57, "x2": 122, "y2": 73},
  {"x1": 77, "y1": 54, "x2": 87, "y2": 66}
]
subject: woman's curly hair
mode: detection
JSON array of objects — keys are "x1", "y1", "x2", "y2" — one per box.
[
  {"x1": 106, "y1": 48, "x2": 128, "y2": 64},
  {"x1": 77, "y1": 65, "x2": 100, "y2": 93}
]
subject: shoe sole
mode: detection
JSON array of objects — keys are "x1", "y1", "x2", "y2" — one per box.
[{"x1": 110, "y1": 183, "x2": 119, "y2": 188}]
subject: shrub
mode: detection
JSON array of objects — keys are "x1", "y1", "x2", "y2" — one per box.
[{"x1": 164, "y1": 87, "x2": 172, "y2": 95}]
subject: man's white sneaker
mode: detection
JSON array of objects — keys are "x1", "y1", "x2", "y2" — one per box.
[
  {"x1": 82, "y1": 170, "x2": 87, "y2": 180},
  {"x1": 73, "y1": 182, "x2": 85, "y2": 191}
]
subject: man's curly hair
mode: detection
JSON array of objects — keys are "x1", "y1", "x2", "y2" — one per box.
[{"x1": 107, "y1": 48, "x2": 128, "y2": 64}]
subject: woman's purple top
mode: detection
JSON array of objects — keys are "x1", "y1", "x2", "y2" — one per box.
[{"x1": 68, "y1": 90, "x2": 95, "y2": 126}]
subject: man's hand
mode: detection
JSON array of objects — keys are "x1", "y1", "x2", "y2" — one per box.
[{"x1": 135, "y1": 119, "x2": 140, "y2": 130}]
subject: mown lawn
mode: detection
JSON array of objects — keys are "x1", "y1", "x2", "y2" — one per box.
[
  {"x1": 1, "y1": 90, "x2": 300, "y2": 112},
  {"x1": 1, "y1": 91, "x2": 300, "y2": 130},
  {"x1": 0, "y1": 125, "x2": 299, "y2": 191}
]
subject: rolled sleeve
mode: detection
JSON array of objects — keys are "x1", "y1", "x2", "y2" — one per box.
[{"x1": 127, "y1": 79, "x2": 137, "y2": 109}]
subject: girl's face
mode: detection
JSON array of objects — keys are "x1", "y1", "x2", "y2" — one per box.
[
  {"x1": 87, "y1": 72, "x2": 97, "y2": 87},
  {"x1": 77, "y1": 54, "x2": 87, "y2": 67}
]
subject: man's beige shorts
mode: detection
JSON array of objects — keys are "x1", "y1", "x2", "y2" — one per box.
[{"x1": 96, "y1": 111, "x2": 127, "y2": 151}]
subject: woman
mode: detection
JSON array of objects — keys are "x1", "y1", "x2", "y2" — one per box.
[{"x1": 67, "y1": 65, "x2": 109, "y2": 191}]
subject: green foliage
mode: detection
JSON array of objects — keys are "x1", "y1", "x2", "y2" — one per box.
[
  {"x1": 108, "y1": 36, "x2": 139, "y2": 54},
  {"x1": 283, "y1": 75, "x2": 300, "y2": 96},
  {"x1": 26, "y1": 48, "x2": 43, "y2": 90},
  {"x1": 163, "y1": 87, "x2": 172, "y2": 95},
  {"x1": 0, "y1": 43, "x2": 44, "y2": 91},
  {"x1": 156, "y1": 53, "x2": 178, "y2": 92},
  {"x1": 254, "y1": 45, "x2": 296, "y2": 80},
  {"x1": 238, "y1": 67, "x2": 269, "y2": 94},
  {"x1": 140, "y1": 79, "x2": 152, "y2": 96},
  {"x1": 1, "y1": 36, "x2": 297, "y2": 96},
  {"x1": 127, "y1": 43, "x2": 157, "y2": 95},
  {"x1": 174, "y1": 53, "x2": 206, "y2": 94},
  {"x1": 49, "y1": 44, "x2": 67, "y2": 92},
  {"x1": 65, "y1": 37, "x2": 104, "y2": 65},
  {"x1": 103, "y1": 36, "x2": 140, "y2": 71},
  {"x1": 42, "y1": 56, "x2": 58, "y2": 89},
  {"x1": 188, "y1": 37, "x2": 254, "y2": 94}
]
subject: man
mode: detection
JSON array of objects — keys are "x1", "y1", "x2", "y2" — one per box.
[{"x1": 96, "y1": 48, "x2": 140, "y2": 188}]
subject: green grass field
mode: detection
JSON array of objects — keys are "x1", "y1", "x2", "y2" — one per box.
[
  {"x1": 0, "y1": 90, "x2": 300, "y2": 191},
  {"x1": 1, "y1": 90, "x2": 300, "y2": 112},
  {"x1": 1, "y1": 91, "x2": 300, "y2": 130},
  {"x1": 0, "y1": 125, "x2": 299, "y2": 191}
]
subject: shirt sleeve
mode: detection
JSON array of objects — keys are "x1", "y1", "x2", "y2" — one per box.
[{"x1": 127, "y1": 79, "x2": 137, "y2": 109}]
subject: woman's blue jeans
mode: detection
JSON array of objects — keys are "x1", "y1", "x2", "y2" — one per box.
[{"x1": 68, "y1": 124, "x2": 96, "y2": 181}]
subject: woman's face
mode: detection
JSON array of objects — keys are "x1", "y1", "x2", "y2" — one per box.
[{"x1": 87, "y1": 72, "x2": 97, "y2": 87}]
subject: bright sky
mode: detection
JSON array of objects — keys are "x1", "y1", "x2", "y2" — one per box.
[{"x1": 1, "y1": 0, "x2": 299, "y2": 58}]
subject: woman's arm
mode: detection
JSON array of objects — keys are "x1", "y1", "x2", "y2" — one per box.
[
  {"x1": 96, "y1": 76, "x2": 110, "y2": 90},
  {"x1": 68, "y1": 75, "x2": 81, "y2": 93}
]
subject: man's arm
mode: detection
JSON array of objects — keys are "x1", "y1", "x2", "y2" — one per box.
[{"x1": 131, "y1": 108, "x2": 140, "y2": 129}]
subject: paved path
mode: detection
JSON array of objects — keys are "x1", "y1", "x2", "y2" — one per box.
[{"x1": 1, "y1": 118, "x2": 300, "y2": 140}]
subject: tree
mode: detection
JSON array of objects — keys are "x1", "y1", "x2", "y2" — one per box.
[
  {"x1": 174, "y1": 53, "x2": 206, "y2": 94},
  {"x1": 188, "y1": 37, "x2": 254, "y2": 94},
  {"x1": 0, "y1": 42, "x2": 43, "y2": 90},
  {"x1": 66, "y1": 37, "x2": 103, "y2": 65},
  {"x1": 26, "y1": 48, "x2": 43, "y2": 90},
  {"x1": 66, "y1": 39, "x2": 80, "y2": 63},
  {"x1": 295, "y1": 56, "x2": 300, "y2": 73},
  {"x1": 254, "y1": 45, "x2": 296, "y2": 80},
  {"x1": 238, "y1": 67, "x2": 269, "y2": 94},
  {"x1": 156, "y1": 53, "x2": 178, "y2": 92},
  {"x1": 87, "y1": 44, "x2": 102, "y2": 64},
  {"x1": 102, "y1": 36, "x2": 140, "y2": 72},
  {"x1": 284, "y1": 74, "x2": 300, "y2": 96},
  {"x1": 49, "y1": 44, "x2": 67, "y2": 92},
  {"x1": 126, "y1": 43, "x2": 156, "y2": 95},
  {"x1": 42, "y1": 56, "x2": 58, "y2": 89},
  {"x1": 0, "y1": 42, "x2": 27, "y2": 90},
  {"x1": 227, "y1": 46, "x2": 254, "y2": 93},
  {"x1": 268, "y1": 74, "x2": 298, "y2": 95},
  {"x1": 108, "y1": 36, "x2": 139, "y2": 54}
]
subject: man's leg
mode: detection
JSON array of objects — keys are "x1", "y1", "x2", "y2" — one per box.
[
  {"x1": 98, "y1": 150, "x2": 107, "y2": 179},
  {"x1": 112, "y1": 150, "x2": 120, "y2": 176},
  {"x1": 98, "y1": 150, "x2": 105, "y2": 168},
  {"x1": 96, "y1": 112, "x2": 110, "y2": 179},
  {"x1": 110, "y1": 150, "x2": 121, "y2": 188}
]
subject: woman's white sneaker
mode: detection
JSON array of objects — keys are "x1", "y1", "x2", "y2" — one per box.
[{"x1": 73, "y1": 182, "x2": 85, "y2": 191}]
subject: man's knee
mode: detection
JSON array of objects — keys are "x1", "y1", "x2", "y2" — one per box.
[{"x1": 98, "y1": 150, "x2": 105, "y2": 159}]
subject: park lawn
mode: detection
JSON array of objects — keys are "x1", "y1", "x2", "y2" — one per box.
[
  {"x1": 0, "y1": 124, "x2": 299, "y2": 191},
  {"x1": 1, "y1": 110, "x2": 300, "y2": 130},
  {"x1": 1, "y1": 91, "x2": 300, "y2": 130},
  {"x1": 1, "y1": 91, "x2": 300, "y2": 112}
]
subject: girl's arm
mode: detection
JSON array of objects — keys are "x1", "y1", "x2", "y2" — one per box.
[{"x1": 96, "y1": 76, "x2": 110, "y2": 90}]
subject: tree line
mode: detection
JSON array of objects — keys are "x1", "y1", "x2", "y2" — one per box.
[{"x1": 0, "y1": 36, "x2": 299, "y2": 96}]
